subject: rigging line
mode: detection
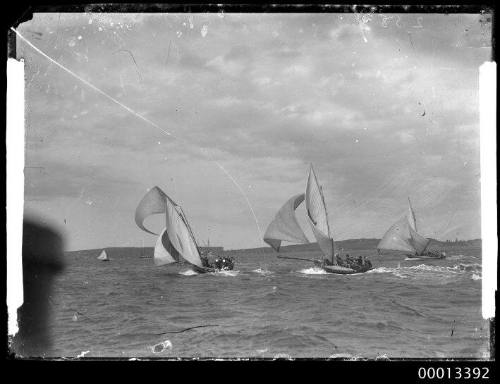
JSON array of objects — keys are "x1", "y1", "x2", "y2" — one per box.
[{"x1": 13, "y1": 27, "x2": 263, "y2": 243}]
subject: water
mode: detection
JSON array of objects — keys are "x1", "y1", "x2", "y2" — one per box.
[{"x1": 44, "y1": 244, "x2": 489, "y2": 359}]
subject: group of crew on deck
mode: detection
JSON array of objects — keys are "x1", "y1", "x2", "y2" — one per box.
[
  {"x1": 322, "y1": 253, "x2": 372, "y2": 271},
  {"x1": 200, "y1": 251, "x2": 234, "y2": 271}
]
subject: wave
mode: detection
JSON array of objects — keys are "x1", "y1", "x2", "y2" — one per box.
[
  {"x1": 367, "y1": 263, "x2": 482, "y2": 280},
  {"x1": 455, "y1": 263, "x2": 482, "y2": 272},
  {"x1": 151, "y1": 339, "x2": 172, "y2": 354},
  {"x1": 214, "y1": 270, "x2": 239, "y2": 277},
  {"x1": 253, "y1": 268, "x2": 273, "y2": 276},
  {"x1": 298, "y1": 267, "x2": 328, "y2": 275}
]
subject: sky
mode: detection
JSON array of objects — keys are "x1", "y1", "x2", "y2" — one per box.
[{"x1": 17, "y1": 12, "x2": 492, "y2": 251}]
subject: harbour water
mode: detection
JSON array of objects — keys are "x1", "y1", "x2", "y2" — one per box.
[{"x1": 42, "y1": 243, "x2": 488, "y2": 359}]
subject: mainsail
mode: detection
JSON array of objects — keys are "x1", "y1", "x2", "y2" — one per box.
[
  {"x1": 263, "y1": 193, "x2": 309, "y2": 251},
  {"x1": 377, "y1": 216, "x2": 430, "y2": 255},
  {"x1": 97, "y1": 250, "x2": 108, "y2": 261},
  {"x1": 135, "y1": 186, "x2": 204, "y2": 268},
  {"x1": 305, "y1": 165, "x2": 334, "y2": 262}
]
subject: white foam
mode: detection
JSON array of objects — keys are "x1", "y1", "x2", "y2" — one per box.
[
  {"x1": 215, "y1": 270, "x2": 239, "y2": 277},
  {"x1": 472, "y1": 273, "x2": 482, "y2": 281},
  {"x1": 299, "y1": 267, "x2": 328, "y2": 275},
  {"x1": 77, "y1": 350, "x2": 90, "y2": 358},
  {"x1": 179, "y1": 269, "x2": 199, "y2": 276},
  {"x1": 253, "y1": 268, "x2": 273, "y2": 276},
  {"x1": 367, "y1": 264, "x2": 481, "y2": 280},
  {"x1": 328, "y1": 353, "x2": 359, "y2": 360}
]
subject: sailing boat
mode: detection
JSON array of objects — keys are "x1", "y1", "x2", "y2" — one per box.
[
  {"x1": 377, "y1": 197, "x2": 446, "y2": 260},
  {"x1": 135, "y1": 186, "x2": 234, "y2": 273},
  {"x1": 97, "y1": 250, "x2": 110, "y2": 262},
  {"x1": 264, "y1": 164, "x2": 373, "y2": 274}
]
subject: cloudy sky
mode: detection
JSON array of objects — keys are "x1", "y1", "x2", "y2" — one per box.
[{"x1": 17, "y1": 12, "x2": 492, "y2": 251}]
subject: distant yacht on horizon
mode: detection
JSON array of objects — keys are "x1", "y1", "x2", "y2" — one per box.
[
  {"x1": 97, "y1": 249, "x2": 110, "y2": 262},
  {"x1": 377, "y1": 197, "x2": 446, "y2": 260}
]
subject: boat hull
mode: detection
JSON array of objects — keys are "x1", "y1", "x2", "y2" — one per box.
[
  {"x1": 321, "y1": 265, "x2": 372, "y2": 274},
  {"x1": 313, "y1": 260, "x2": 373, "y2": 274},
  {"x1": 192, "y1": 264, "x2": 234, "y2": 274},
  {"x1": 405, "y1": 252, "x2": 446, "y2": 260}
]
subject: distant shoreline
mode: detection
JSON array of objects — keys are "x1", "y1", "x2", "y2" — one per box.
[{"x1": 64, "y1": 238, "x2": 482, "y2": 256}]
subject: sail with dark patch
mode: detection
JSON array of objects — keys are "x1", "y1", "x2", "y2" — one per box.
[
  {"x1": 263, "y1": 193, "x2": 309, "y2": 251},
  {"x1": 153, "y1": 228, "x2": 179, "y2": 266}
]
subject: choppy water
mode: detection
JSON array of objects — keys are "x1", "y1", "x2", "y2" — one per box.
[{"x1": 44, "y1": 245, "x2": 489, "y2": 359}]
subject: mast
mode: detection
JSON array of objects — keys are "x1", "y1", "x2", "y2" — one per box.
[
  {"x1": 307, "y1": 164, "x2": 335, "y2": 265},
  {"x1": 408, "y1": 196, "x2": 417, "y2": 232},
  {"x1": 313, "y1": 165, "x2": 335, "y2": 264},
  {"x1": 319, "y1": 184, "x2": 334, "y2": 265}
]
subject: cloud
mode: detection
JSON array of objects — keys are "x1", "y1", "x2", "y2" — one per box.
[{"x1": 16, "y1": 12, "x2": 489, "y2": 249}]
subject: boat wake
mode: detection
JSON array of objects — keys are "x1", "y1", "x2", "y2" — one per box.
[
  {"x1": 328, "y1": 353, "x2": 362, "y2": 360},
  {"x1": 298, "y1": 267, "x2": 328, "y2": 275},
  {"x1": 253, "y1": 268, "x2": 274, "y2": 276},
  {"x1": 179, "y1": 269, "x2": 199, "y2": 276},
  {"x1": 368, "y1": 263, "x2": 482, "y2": 281},
  {"x1": 213, "y1": 270, "x2": 239, "y2": 277}
]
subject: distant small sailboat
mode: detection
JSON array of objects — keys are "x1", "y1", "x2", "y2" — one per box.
[
  {"x1": 264, "y1": 164, "x2": 373, "y2": 274},
  {"x1": 377, "y1": 197, "x2": 445, "y2": 260},
  {"x1": 135, "y1": 186, "x2": 234, "y2": 273},
  {"x1": 97, "y1": 250, "x2": 110, "y2": 261}
]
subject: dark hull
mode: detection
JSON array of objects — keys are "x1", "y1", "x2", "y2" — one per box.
[
  {"x1": 313, "y1": 260, "x2": 372, "y2": 274},
  {"x1": 322, "y1": 265, "x2": 373, "y2": 274},
  {"x1": 405, "y1": 254, "x2": 446, "y2": 260},
  {"x1": 192, "y1": 265, "x2": 234, "y2": 274}
]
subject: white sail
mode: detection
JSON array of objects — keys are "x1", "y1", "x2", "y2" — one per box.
[
  {"x1": 135, "y1": 186, "x2": 168, "y2": 235},
  {"x1": 164, "y1": 198, "x2": 204, "y2": 268},
  {"x1": 377, "y1": 216, "x2": 430, "y2": 255},
  {"x1": 263, "y1": 193, "x2": 309, "y2": 251},
  {"x1": 305, "y1": 165, "x2": 334, "y2": 260},
  {"x1": 407, "y1": 197, "x2": 417, "y2": 232},
  {"x1": 135, "y1": 186, "x2": 204, "y2": 268},
  {"x1": 97, "y1": 250, "x2": 108, "y2": 261}
]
